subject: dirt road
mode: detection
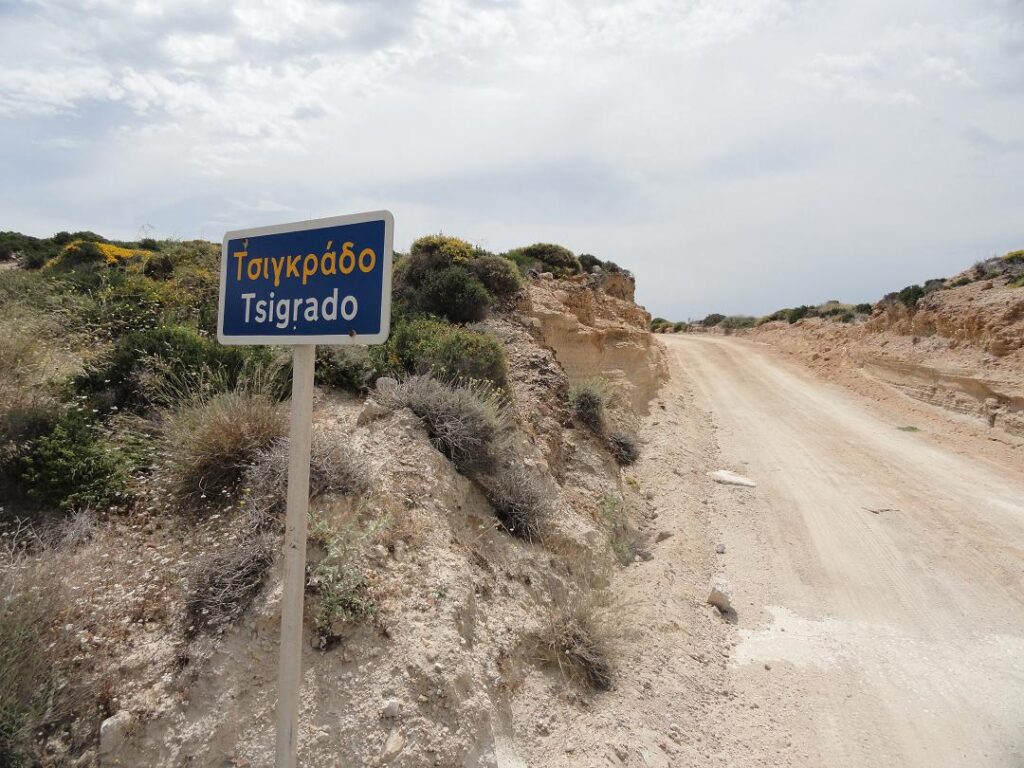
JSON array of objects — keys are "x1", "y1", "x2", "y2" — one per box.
[{"x1": 662, "y1": 334, "x2": 1024, "y2": 767}]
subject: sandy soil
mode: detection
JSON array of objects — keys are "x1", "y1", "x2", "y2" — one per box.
[{"x1": 653, "y1": 334, "x2": 1024, "y2": 767}]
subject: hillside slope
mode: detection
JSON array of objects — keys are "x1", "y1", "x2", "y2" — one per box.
[
  {"x1": 0, "y1": 232, "x2": 670, "y2": 767},
  {"x1": 750, "y1": 258, "x2": 1024, "y2": 438}
]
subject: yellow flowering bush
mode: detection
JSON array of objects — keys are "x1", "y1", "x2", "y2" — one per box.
[{"x1": 45, "y1": 239, "x2": 144, "y2": 271}]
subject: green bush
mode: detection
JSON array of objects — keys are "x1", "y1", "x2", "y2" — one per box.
[
  {"x1": 1010, "y1": 275, "x2": 1024, "y2": 288},
  {"x1": 316, "y1": 346, "x2": 376, "y2": 392},
  {"x1": 75, "y1": 325, "x2": 264, "y2": 410},
  {"x1": 466, "y1": 254, "x2": 522, "y2": 299},
  {"x1": 702, "y1": 313, "x2": 725, "y2": 327},
  {"x1": 372, "y1": 316, "x2": 508, "y2": 388},
  {"x1": 0, "y1": 232, "x2": 62, "y2": 269},
  {"x1": 578, "y1": 253, "x2": 624, "y2": 275},
  {"x1": 409, "y1": 234, "x2": 474, "y2": 263},
  {"x1": 142, "y1": 252, "x2": 174, "y2": 279},
  {"x1": 307, "y1": 515, "x2": 378, "y2": 647},
  {"x1": 504, "y1": 243, "x2": 580, "y2": 277},
  {"x1": 786, "y1": 305, "x2": 813, "y2": 323},
  {"x1": 17, "y1": 410, "x2": 128, "y2": 512},
  {"x1": 890, "y1": 285, "x2": 924, "y2": 309},
  {"x1": 855, "y1": 303, "x2": 873, "y2": 313},
  {"x1": 78, "y1": 273, "x2": 179, "y2": 339},
  {"x1": 720, "y1": 315, "x2": 756, "y2": 330},
  {"x1": 414, "y1": 266, "x2": 491, "y2": 323}
]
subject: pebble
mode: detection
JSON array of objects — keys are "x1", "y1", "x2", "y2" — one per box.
[
  {"x1": 382, "y1": 700, "x2": 401, "y2": 719},
  {"x1": 715, "y1": 543, "x2": 726, "y2": 554}
]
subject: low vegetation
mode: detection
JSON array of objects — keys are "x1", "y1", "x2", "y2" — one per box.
[
  {"x1": 533, "y1": 598, "x2": 614, "y2": 691},
  {"x1": 378, "y1": 375, "x2": 509, "y2": 474},
  {"x1": 183, "y1": 534, "x2": 274, "y2": 637},
  {"x1": 606, "y1": 431, "x2": 640, "y2": 466},
  {"x1": 243, "y1": 431, "x2": 369, "y2": 530},
  {"x1": 482, "y1": 463, "x2": 549, "y2": 541},
  {"x1": 308, "y1": 511, "x2": 380, "y2": 648},
  {"x1": 162, "y1": 391, "x2": 287, "y2": 511},
  {"x1": 374, "y1": 315, "x2": 508, "y2": 388},
  {"x1": 568, "y1": 379, "x2": 610, "y2": 433},
  {"x1": 599, "y1": 493, "x2": 647, "y2": 566},
  {"x1": 0, "y1": 559, "x2": 76, "y2": 767}
]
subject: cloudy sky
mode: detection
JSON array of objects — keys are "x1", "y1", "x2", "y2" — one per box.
[{"x1": 1, "y1": 0, "x2": 1022, "y2": 318}]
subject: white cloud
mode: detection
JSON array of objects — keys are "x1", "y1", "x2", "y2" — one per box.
[
  {"x1": 1, "y1": 0, "x2": 1022, "y2": 317},
  {"x1": 163, "y1": 33, "x2": 238, "y2": 66}
]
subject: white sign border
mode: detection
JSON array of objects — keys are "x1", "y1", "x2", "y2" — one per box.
[{"x1": 216, "y1": 209, "x2": 394, "y2": 346}]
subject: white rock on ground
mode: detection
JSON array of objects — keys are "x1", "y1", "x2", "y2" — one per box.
[
  {"x1": 709, "y1": 469, "x2": 758, "y2": 487},
  {"x1": 357, "y1": 398, "x2": 390, "y2": 426},
  {"x1": 707, "y1": 577, "x2": 733, "y2": 613},
  {"x1": 380, "y1": 730, "x2": 406, "y2": 762},
  {"x1": 99, "y1": 711, "x2": 133, "y2": 756}
]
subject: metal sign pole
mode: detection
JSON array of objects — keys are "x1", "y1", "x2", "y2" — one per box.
[{"x1": 275, "y1": 344, "x2": 316, "y2": 768}]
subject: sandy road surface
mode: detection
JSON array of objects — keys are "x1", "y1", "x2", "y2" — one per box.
[{"x1": 662, "y1": 334, "x2": 1024, "y2": 767}]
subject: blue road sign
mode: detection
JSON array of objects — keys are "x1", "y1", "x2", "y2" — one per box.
[{"x1": 217, "y1": 210, "x2": 394, "y2": 345}]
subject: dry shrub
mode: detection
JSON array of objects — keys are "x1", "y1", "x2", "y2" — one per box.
[
  {"x1": 183, "y1": 533, "x2": 274, "y2": 636},
  {"x1": 533, "y1": 598, "x2": 613, "y2": 692},
  {"x1": 379, "y1": 375, "x2": 508, "y2": 473},
  {"x1": 568, "y1": 379, "x2": 610, "y2": 433},
  {"x1": 241, "y1": 429, "x2": 369, "y2": 531},
  {"x1": 483, "y1": 463, "x2": 549, "y2": 541},
  {"x1": 606, "y1": 431, "x2": 640, "y2": 466},
  {"x1": 163, "y1": 391, "x2": 286, "y2": 510},
  {"x1": 600, "y1": 493, "x2": 647, "y2": 566},
  {"x1": 0, "y1": 332, "x2": 61, "y2": 483},
  {"x1": 0, "y1": 559, "x2": 74, "y2": 766}
]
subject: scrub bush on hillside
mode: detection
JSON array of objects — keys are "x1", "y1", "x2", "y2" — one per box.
[
  {"x1": 372, "y1": 315, "x2": 508, "y2": 388},
  {"x1": 504, "y1": 242, "x2": 581, "y2": 277},
  {"x1": 378, "y1": 375, "x2": 509, "y2": 474}
]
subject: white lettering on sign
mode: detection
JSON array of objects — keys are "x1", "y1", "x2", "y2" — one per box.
[{"x1": 240, "y1": 289, "x2": 356, "y2": 330}]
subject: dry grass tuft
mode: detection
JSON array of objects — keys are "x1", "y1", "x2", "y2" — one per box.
[
  {"x1": 606, "y1": 431, "x2": 641, "y2": 466},
  {"x1": 483, "y1": 463, "x2": 550, "y2": 541},
  {"x1": 533, "y1": 598, "x2": 614, "y2": 692},
  {"x1": 163, "y1": 391, "x2": 286, "y2": 510},
  {"x1": 0, "y1": 557, "x2": 75, "y2": 766},
  {"x1": 241, "y1": 429, "x2": 369, "y2": 532},
  {"x1": 568, "y1": 379, "x2": 609, "y2": 433},
  {"x1": 378, "y1": 375, "x2": 509, "y2": 474},
  {"x1": 183, "y1": 533, "x2": 274, "y2": 637}
]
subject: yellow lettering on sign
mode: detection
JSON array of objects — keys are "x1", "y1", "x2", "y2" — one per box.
[
  {"x1": 339, "y1": 242, "x2": 355, "y2": 275},
  {"x1": 358, "y1": 247, "x2": 376, "y2": 273}
]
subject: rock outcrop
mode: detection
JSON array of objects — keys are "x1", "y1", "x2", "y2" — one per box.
[{"x1": 521, "y1": 273, "x2": 668, "y2": 414}]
